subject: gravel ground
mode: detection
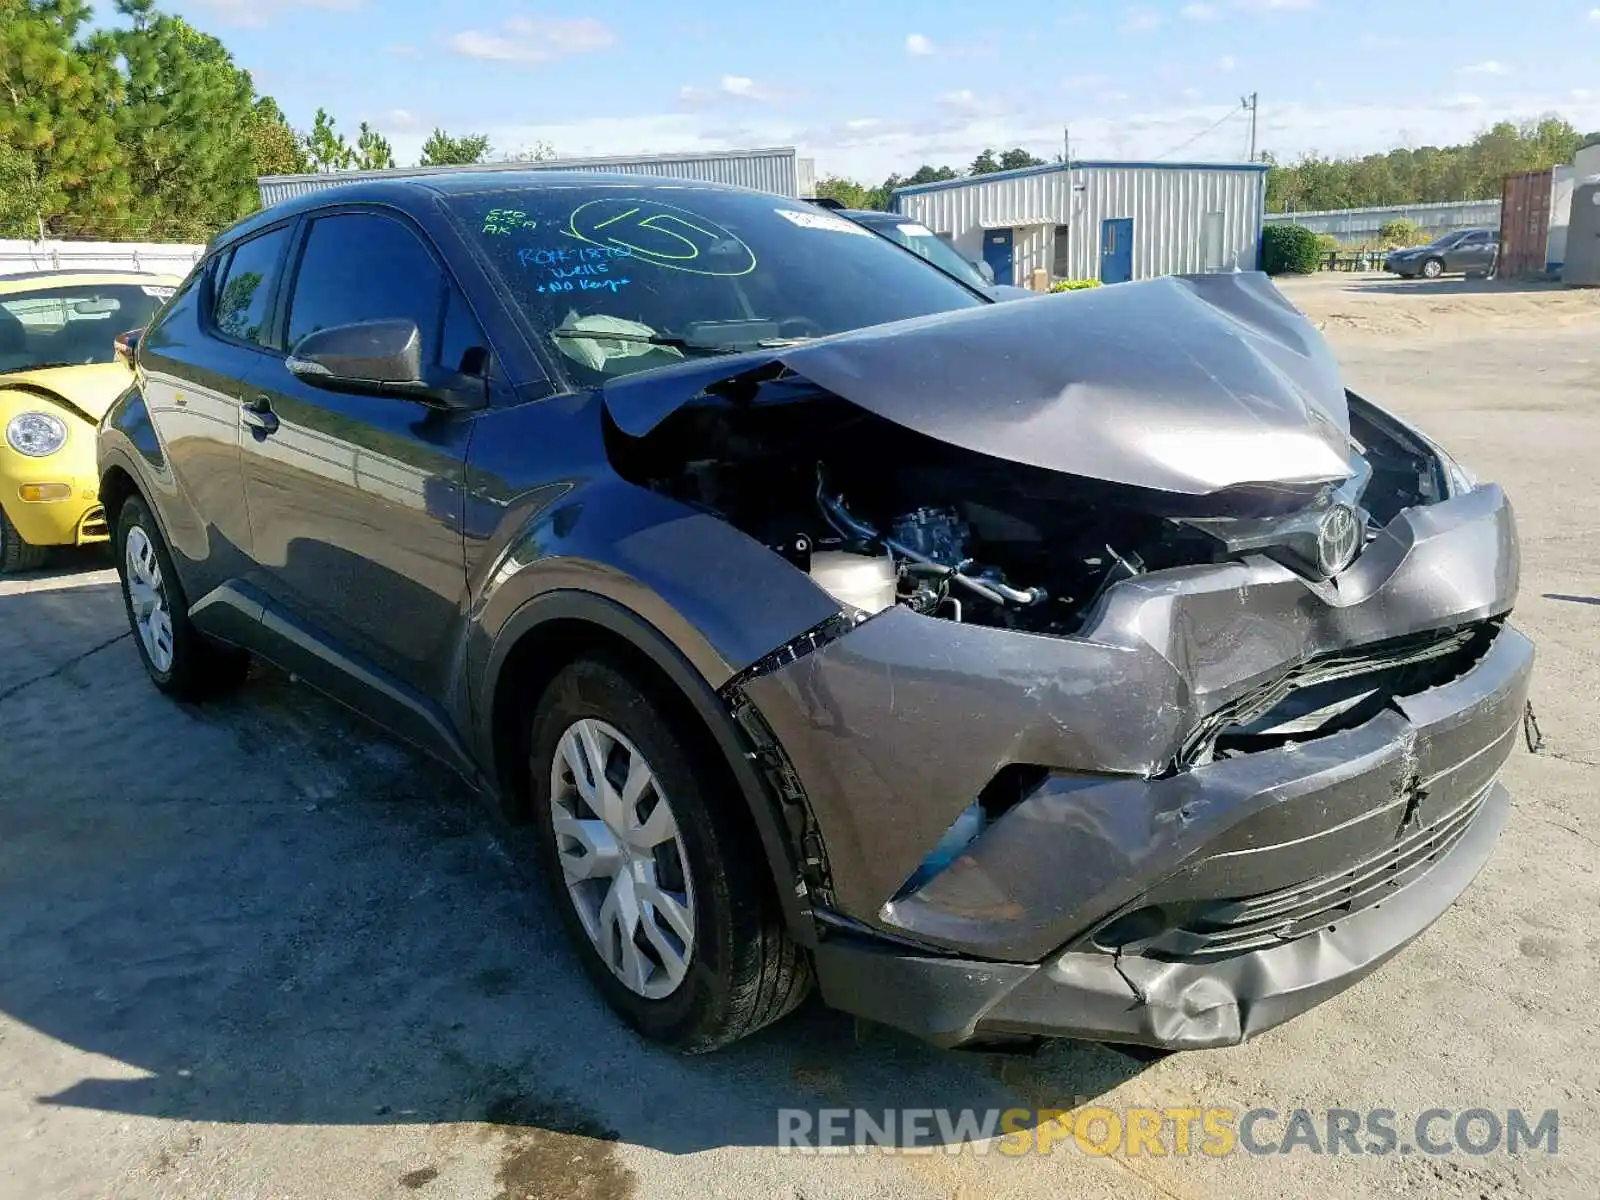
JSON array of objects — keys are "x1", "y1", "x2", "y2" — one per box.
[{"x1": 2, "y1": 273, "x2": 1596, "y2": 1200}]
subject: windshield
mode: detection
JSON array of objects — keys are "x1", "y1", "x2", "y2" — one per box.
[
  {"x1": 443, "y1": 183, "x2": 987, "y2": 383},
  {"x1": 1428, "y1": 231, "x2": 1469, "y2": 249},
  {"x1": 0, "y1": 283, "x2": 170, "y2": 373},
  {"x1": 854, "y1": 215, "x2": 991, "y2": 290}
]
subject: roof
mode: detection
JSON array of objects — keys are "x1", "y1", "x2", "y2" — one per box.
[
  {"x1": 893, "y1": 158, "x2": 1271, "y2": 199},
  {"x1": 257, "y1": 146, "x2": 798, "y2": 188},
  {"x1": 0, "y1": 269, "x2": 182, "y2": 294}
]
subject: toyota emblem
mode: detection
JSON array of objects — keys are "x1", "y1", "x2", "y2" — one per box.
[{"x1": 1316, "y1": 503, "x2": 1363, "y2": 576}]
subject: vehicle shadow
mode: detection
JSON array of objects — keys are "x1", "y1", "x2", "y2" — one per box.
[{"x1": 0, "y1": 621, "x2": 1153, "y2": 1155}]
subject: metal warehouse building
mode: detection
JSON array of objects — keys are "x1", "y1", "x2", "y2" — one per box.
[
  {"x1": 258, "y1": 146, "x2": 815, "y2": 208},
  {"x1": 893, "y1": 160, "x2": 1268, "y2": 287}
]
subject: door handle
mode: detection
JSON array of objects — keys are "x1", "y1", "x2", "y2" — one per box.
[{"x1": 241, "y1": 394, "x2": 278, "y2": 435}]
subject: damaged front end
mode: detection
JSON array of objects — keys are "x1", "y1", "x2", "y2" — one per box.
[{"x1": 605, "y1": 272, "x2": 1531, "y2": 1050}]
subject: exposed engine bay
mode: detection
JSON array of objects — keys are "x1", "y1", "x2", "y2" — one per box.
[{"x1": 606, "y1": 381, "x2": 1456, "y2": 637}]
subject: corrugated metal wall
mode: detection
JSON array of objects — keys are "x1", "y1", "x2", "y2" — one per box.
[
  {"x1": 895, "y1": 163, "x2": 1264, "y2": 285},
  {"x1": 1264, "y1": 199, "x2": 1501, "y2": 241},
  {"x1": 0, "y1": 239, "x2": 204, "y2": 277},
  {"x1": 258, "y1": 147, "x2": 800, "y2": 207}
]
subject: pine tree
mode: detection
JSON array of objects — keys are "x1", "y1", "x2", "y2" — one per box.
[
  {"x1": 354, "y1": 122, "x2": 394, "y2": 171},
  {"x1": 304, "y1": 108, "x2": 354, "y2": 173},
  {"x1": 0, "y1": 0, "x2": 128, "y2": 237}
]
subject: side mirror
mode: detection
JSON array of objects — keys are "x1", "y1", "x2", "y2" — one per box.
[
  {"x1": 287, "y1": 319, "x2": 484, "y2": 410},
  {"x1": 114, "y1": 327, "x2": 143, "y2": 364},
  {"x1": 975, "y1": 259, "x2": 996, "y2": 284}
]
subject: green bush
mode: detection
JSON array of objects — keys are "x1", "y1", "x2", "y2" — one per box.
[
  {"x1": 1377, "y1": 218, "x2": 1425, "y2": 248},
  {"x1": 1049, "y1": 278, "x2": 1103, "y2": 292},
  {"x1": 1261, "y1": 223, "x2": 1322, "y2": 275},
  {"x1": 1315, "y1": 233, "x2": 1340, "y2": 253}
]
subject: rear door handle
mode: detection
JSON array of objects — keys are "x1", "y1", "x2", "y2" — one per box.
[{"x1": 241, "y1": 394, "x2": 278, "y2": 435}]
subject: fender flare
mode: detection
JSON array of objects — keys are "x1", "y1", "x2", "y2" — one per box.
[{"x1": 480, "y1": 588, "x2": 819, "y2": 946}]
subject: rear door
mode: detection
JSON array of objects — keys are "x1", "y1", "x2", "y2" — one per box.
[
  {"x1": 137, "y1": 221, "x2": 295, "y2": 594},
  {"x1": 240, "y1": 207, "x2": 489, "y2": 700}
]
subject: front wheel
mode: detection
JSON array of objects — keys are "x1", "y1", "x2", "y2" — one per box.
[
  {"x1": 1420, "y1": 257, "x2": 1444, "y2": 279},
  {"x1": 114, "y1": 495, "x2": 249, "y2": 700},
  {"x1": 527, "y1": 656, "x2": 811, "y2": 1051}
]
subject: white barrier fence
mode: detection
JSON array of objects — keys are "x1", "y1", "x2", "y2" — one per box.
[{"x1": 0, "y1": 239, "x2": 205, "y2": 278}]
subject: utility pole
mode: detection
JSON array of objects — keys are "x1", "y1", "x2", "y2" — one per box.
[
  {"x1": 1063, "y1": 125, "x2": 1071, "y2": 169},
  {"x1": 1242, "y1": 92, "x2": 1259, "y2": 162}
]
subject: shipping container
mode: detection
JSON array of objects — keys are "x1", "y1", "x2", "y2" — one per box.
[
  {"x1": 1498, "y1": 167, "x2": 1573, "y2": 280},
  {"x1": 892, "y1": 160, "x2": 1266, "y2": 287},
  {"x1": 258, "y1": 147, "x2": 808, "y2": 208}
]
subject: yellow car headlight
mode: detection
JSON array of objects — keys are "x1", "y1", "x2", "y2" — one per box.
[{"x1": 6, "y1": 411, "x2": 68, "y2": 457}]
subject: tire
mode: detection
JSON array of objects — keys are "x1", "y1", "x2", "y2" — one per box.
[
  {"x1": 527, "y1": 656, "x2": 811, "y2": 1052},
  {"x1": 0, "y1": 505, "x2": 49, "y2": 575},
  {"x1": 1420, "y1": 257, "x2": 1444, "y2": 279},
  {"x1": 114, "y1": 495, "x2": 249, "y2": 700}
]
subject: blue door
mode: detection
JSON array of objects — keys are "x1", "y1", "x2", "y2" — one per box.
[
  {"x1": 982, "y1": 228, "x2": 1014, "y2": 287},
  {"x1": 1100, "y1": 217, "x2": 1134, "y2": 283}
]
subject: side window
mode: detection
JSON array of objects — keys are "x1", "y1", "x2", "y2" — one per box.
[
  {"x1": 212, "y1": 226, "x2": 292, "y2": 346},
  {"x1": 286, "y1": 212, "x2": 486, "y2": 374}
]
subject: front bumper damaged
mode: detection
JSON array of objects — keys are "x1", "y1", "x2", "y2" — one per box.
[{"x1": 738, "y1": 485, "x2": 1529, "y2": 1048}]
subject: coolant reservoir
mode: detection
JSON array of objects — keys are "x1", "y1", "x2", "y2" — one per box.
[{"x1": 809, "y1": 550, "x2": 898, "y2": 615}]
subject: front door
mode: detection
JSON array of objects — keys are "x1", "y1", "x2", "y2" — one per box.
[
  {"x1": 240, "y1": 208, "x2": 488, "y2": 699},
  {"x1": 139, "y1": 221, "x2": 296, "y2": 594},
  {"x1": 982, "y1": 228, "x2": 1015, "y2": 287},
  {"x1": 1100, "y1": 218, "x2": 1134, "y2": 283}
]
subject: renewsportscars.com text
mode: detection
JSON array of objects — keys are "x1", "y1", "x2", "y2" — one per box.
[{"x1": 777, "y1": 1106, "x2": 1559, "y2": 1157}]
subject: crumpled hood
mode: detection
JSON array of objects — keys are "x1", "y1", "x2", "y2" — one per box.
[
  {"x1": 603, "y1": 271, "x2": 1355, "y2": 497},
  {"x1": 0, "y1": 363, "x2": 134, "y2": 423}
]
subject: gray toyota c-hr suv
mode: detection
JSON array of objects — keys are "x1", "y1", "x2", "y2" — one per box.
[{"x1": 100, "y1": 173, "x2": 1530, "y2": 1053}]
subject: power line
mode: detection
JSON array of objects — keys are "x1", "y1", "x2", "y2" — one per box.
[{"x1": 1154, "y1": 101, "x2": 1246, "y2": 162}]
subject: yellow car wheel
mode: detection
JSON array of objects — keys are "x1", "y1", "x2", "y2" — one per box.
[{"x1": 0, "y1": 505, "x2": 49, "y2": 574}]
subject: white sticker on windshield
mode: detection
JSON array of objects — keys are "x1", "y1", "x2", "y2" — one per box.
[
  {"x1": 776, "y1": 208, "x2": 873, "y2": 236},
  {"x1": 140, "y1": 285, "x2": 175, "y2": 299},
  {"x1": 896, "y1": 223, "x2": 935, "y2": 237}
]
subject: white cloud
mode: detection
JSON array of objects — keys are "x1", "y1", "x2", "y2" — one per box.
[
  {"x1": 377, "y1": 108, "x2": 422, "y2": 133},
  {"x1": 1181, "y1": 3, "x2": 1219, "y2": 18},
  {"x1": 1439, "y1": 94, "x2": 1486, "y2": 110},
  {"x1": 375, "y1": 87, "x2": 1600, "y2": 188},
  {"x1": 1181, "y1": 87, "x2": 1203, "y2": 101},
  {"x1": 1062, "y1": 73, "x2": 1110, "y2": 91},
  {"x1": 1590, "y1": 7, "x2": 1600, "y2": 19},
  {"x1": 1235, "y1": 0, "x2": 1314, "y2": 9},
  {"x1": 906, "y1": 32, "x2": 935, "y2": 56},
  {"x1": 189, "y1": 0, "x2": 359, "y2": 28},
  {"x1": 678, "y1": 76, "x2": 779, "y2": 106},
  {"x1": 1218, "y1": 54, "x2": 1237, "y2": 71},
  {"x1": 447, "y1": 16, "x2": 614, "y2": 64},
  {"x1": 1121, "y1": 10, "x2": 1164, "y2": 32},
  {"x1": 1460, "y1": 60, "x2": 1510, "y2": 75},
  {"x1": 1097, "y1": 90, "x2": 1133, "y2": 104},
  {"x1": 1574, "y1": 88, "x2": 1594, "y2": 101}
]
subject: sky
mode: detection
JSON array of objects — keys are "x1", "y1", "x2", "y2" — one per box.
[{"x1": 159, "y1": 0, "x2": 1600, "y2": 179}]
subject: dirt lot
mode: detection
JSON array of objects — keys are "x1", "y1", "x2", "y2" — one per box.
[{"x1": 2, "y1": 273, "x2": 1597, "y2": 1200}]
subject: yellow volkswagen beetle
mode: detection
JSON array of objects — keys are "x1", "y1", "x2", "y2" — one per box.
[{"x1": 0, "y1": 270, "x2": 181, "y2": 573}]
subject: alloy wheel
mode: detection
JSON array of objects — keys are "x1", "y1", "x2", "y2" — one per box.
[
  {"x1": 125, "y1": 525, "x2": 174, "y2": 673},
  {"x1": 549, "y1": 717, "x2": 696, "y2": 999}
]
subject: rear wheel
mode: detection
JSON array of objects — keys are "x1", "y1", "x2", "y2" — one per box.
[
  {"x1": 527, "y1": 656, "x2": 811, "y2": 1051},
  {"x1": 114, "y1": 495, "x2": 249, "y2": 700},
  {"x1": 1420, "y1": 257, "x2": 1444, "y2": 279},
  {"x1": 0, "y1": 506, "x2": 48, "y2": 575}
]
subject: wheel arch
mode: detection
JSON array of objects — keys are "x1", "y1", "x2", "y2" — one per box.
[{"x1": 481, "y1": 590, "x2": 818, "y2": 945}]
